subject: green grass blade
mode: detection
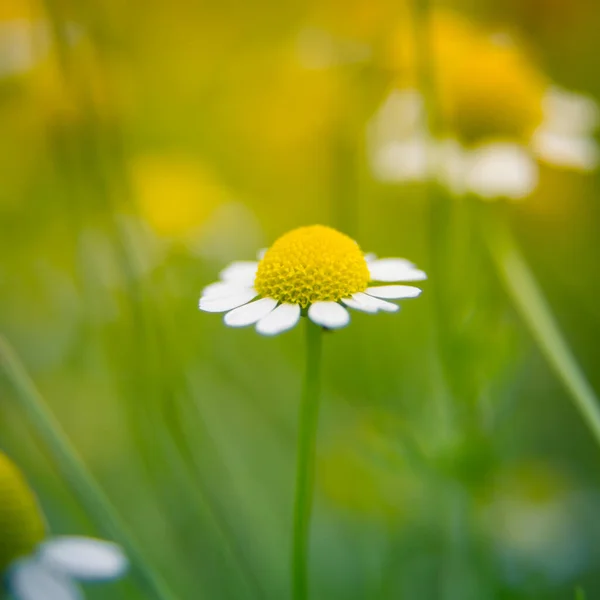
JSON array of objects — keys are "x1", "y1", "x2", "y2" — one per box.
[
  {"x1": 0, "y1": 335, "x2": 180, "y2": 600},
  {"x1": 483, "y1": 214, "x2": 600, "y2": 449}
]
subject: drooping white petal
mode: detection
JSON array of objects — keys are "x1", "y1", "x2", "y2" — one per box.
[
  {"x1": 218, "y1": 261, "x2": 259, "y2": 286},
  {"x1": 342, "y1": 292, "x2": 400, "y2": 313},
  {"x1": 464, "y1": 143, "x2": 538, "y2": 200},
  {"x1": 366, "y1": 285, "x2": 422, "y2": 299},
  {"x1": 256, "y1": 303, "x2": 301, "y2": 336},
  {"x1": 224, "y1": 297, "x2": 278, "y2": 327},
  {"x1": 341, "y1": 296, "x2": 377, "y2": 313},
  {"x1": 368, "y1": 258, "x2": 426, "y2": 282},
  {"x1": 308, "y1": 302, "x2": 350, "y2": 329},
  {"x1": 532, "y1": 130, "x2": 599, "y2": 171},
  {"x1": 39, "y1": 537, "x2": 128, "y2": 581},
  {"x1": 201, "y1": 281, "x2": 253, "y2": 299},
  {"x1": 8, "y1": 558, "x2": 83, "y2": 600},
  {"x1": 199, "y1": 289, "x2": 257, "y2": 313}
]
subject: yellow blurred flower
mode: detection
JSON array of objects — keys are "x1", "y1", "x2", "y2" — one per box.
[
  {"x1": 307, "y1": 0, "x2": 405, "y2": 44},
  {"x1": 0, "y1": 0, "x2": 130, "y2": 124},
  {"x1": 0, "y1": 451, "x2": 45, "y2": 572},
  {"x1": 131, "y1": 155, "x2": 225, "y2": 239},
  {"x1": 388, "y1": 10, "x2": 548, "y2": 144},
  {"x1": 222, "y1": 50, "x2": 340, "y2": 167}
]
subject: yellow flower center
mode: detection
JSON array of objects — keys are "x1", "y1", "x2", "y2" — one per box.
[
  {"x1": 254, "y1": 225, "x2": 370, "y2": 308},
  {"x1": 388, "y1": 10, "x2": 547, "y2": 144},
  {"x1": 0, "y1": 453, "x2": 46, "y2": 572}
]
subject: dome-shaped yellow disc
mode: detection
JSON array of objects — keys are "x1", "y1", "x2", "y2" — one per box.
[
  {"x1": 254, "y1": 225, "x2": 370, "y2": 307},
  {"x1": 0, "y1": 452, "x2": 46, "y2": 572}
]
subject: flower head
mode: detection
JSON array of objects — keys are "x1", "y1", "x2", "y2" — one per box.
[
  {"x1": 0, "y1": 451, "x2": 127, "y2": 600},
  {"x1": 370, "y1": 10, "x2": 599, "y2": 200},
  {"x1": 387, "y1": 10, "x2": 548, "y2": 144},
  {"x1": 199, "y1": 225, "x2": 425, "y2": 335}
]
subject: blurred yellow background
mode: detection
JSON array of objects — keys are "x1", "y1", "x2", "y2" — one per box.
[{"x1": 1, "y1": 0, "x2": 600, "y2": 598}]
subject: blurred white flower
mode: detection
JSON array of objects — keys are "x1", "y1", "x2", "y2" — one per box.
[
  {"x1": 0, "y1": 20, "x2": 81, "y2": 79},
  {"x1": 0, "y1": 452, "x2": 127, "y2": 600},
  {"x1": 478, "y1": 464, "x2": 593, "y2": 584},
  {"x1": 7, "y1": 537, "x2": 128, "y2": 600},
  {"x1": 0, "y1": 20, "x2": 51, "y2": 78},
  {"x1": 369, "y1": 85, "x2": 599, "y2": 200}
]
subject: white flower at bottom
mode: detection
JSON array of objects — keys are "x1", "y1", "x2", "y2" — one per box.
[
  {"x1": 0, "y1": 451, "x2": 127, "y2": 600},
  {"x1": 7, "y1": 537, "x2": 128, "y2": 600},
  {"x1": 199, "y1": 225, "x2": 426, "y2": 335}
]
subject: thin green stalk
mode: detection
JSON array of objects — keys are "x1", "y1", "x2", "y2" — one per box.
[
  {"x1": 575, "y1": 587, "x2": 587, "y2": 600},
  {"x1": 292, "y1": 319, "x2": 323, "y2": 600},
  {"x1": 0, "y1": 335, "x2": 179, "y2": 600},
  {"x1": 483, "y1": 213, "x2": 600, "y2": 448},
  {"x1": 411, "y1": 0, "x2": 440, "y2": 144}
]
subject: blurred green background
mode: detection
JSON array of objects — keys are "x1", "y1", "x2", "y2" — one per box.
[{"x1": 1, "y1": 0, "x2": 600, "y2": 598}]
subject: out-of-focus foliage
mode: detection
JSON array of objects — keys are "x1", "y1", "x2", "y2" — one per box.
[{"x1": 1, "y1": 0, "x2": 600, "y2": 598}]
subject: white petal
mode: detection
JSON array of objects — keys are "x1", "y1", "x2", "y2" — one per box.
[
  {"x1": 256, "y1": 303, "x2": 301, "y2": 336},
  {"x1": 201, "y1": 281, "x2": 252, "y2": 299},
  {"x1": 199, "y1": 289, "x2": 257, "y2": 313},
  {"x1": 389, "y1": 268, "x2": 426, "y2": 282},
  {"x1": 256, "y1": 248, "x2": 268, "y2": 260},
  {"x1": 341, "y1": 296, "x2": 377, "y2": 313},
  {"x1": 218, "y1": 261, "x2": 258, "y2": 286},
  {"x1": 532, "y1": 130, "x2": 598, "y2": 171},
  {"x1": 371, "y1": 137, "x2": 431, "y2": 182},
  {"x1": 369, "y1": 89, "x2": 425, "y2": 141},
  {"x1": 342, "y1": 292, "x2": 400, "y2": 313},
  {"x1": 224, "y1": 297, "x2": 277, "y2": 327},
  {"x1": 308, "y1": 302, "x2": 350, "y2": 329},
  {"x1": 368, "y1": 258, "x2": 427, "y2": 282},
  {"x1": 39, "y1": 537, "x2": 128, "y2": 581},
  {"x1": 364, "y1": 253, "x2": 377, "y2": 263},
  {"x1": 541, "y1": 87, "x2": 599, "y2": 137},
  {"x1": 464, "y1": 143, "x2": 538, "y2": 200},
  {"x1": 8, "y1": 558, "x2": 83, "y2": 600},
  {"x1": 366, "y1": 285, "x2": 422, "y2": 299}
]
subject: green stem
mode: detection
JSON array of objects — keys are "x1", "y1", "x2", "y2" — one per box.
[
  {"x1": 575, "y1": 586, "x2": 587, "y2": 600},
  {"x1": 411, "y1": 0, "x2": 440, "y2": 143},
  {"x1": 483, "y1": 214, "x2": 600, "y2": 448},
  {"x1": 292, "y1": 319, "x2": 323, "y2": 600},
  {"x1": 0, "y1": 335, "x2": 179, "y2": 600}
]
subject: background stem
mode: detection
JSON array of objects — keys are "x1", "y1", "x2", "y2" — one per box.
[
  {"x1": 0, "y1": 335, "x2": 179, "y2": 600},
  {"x1": 292, "y1": 320, "x2": 323, "y2": 600},
  {"x1": 483, "y1": 212, "x2": 600, "y2": 448}
]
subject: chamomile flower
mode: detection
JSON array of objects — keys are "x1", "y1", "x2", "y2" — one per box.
[
  {"x1": 0, "y1": 451, "x2": 127, "y2": 600},
  {"x1": 370, "y1": 10, "x2": 599, "y2": 199},
  {"x1": 199, "y1": 225, "x2": 426, "y2": 335}
]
